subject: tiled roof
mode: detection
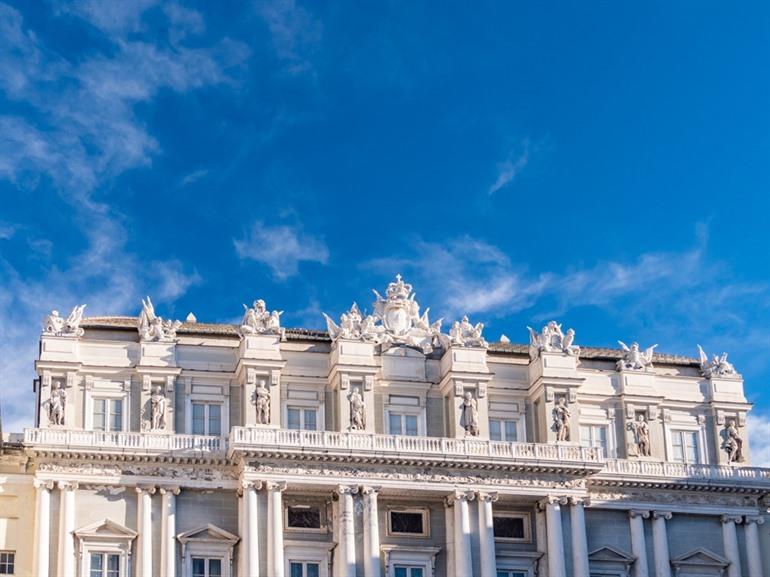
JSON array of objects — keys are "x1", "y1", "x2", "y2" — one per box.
[{"x1": 81, "y1": 317, "x2": 700, "y2": 366}]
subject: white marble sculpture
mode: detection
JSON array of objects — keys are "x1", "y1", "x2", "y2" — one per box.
[
  {"x1": 349, "y1": 387, "x2": 366, "y2": 430},
  {"x1": 460, "y1": 392, "x2": 480, "y2": 436},
  {"x1": 255, "y1": 380, "x2": 271, "y2": 425},
  {"x1": 43, "y1": 304, "x2": 86, "y2": 337},
  {"x1": 138, "y1": 297, "x2": 181, "y2": 342},
  {"x1": 324, "y1": 303, "x2": 378, "y2": 342},
  {"x1": 630, "y1": 414, "x2": 651, "y2": 457},
  {"x1": 527, "y1": 321, "x2": 580, "y2": 359},
  {"x1": 240, "y1": 299, "x2": 284, "y2": 338},
  {"x1": 552, "y1": 397, "x2": 571, "y2": 442},
  {"x1": 150, "y1": 385, "x2": 166, "y2": 430},
  {"x1": 449, "y1": 315, "x2": 488, "y2": 348},
  {"x1": 616, "y1": 341, "x2": 657, "y2": 371},
  {"x1": 48, "y1": 381, "x2": 66, "y2": 426},
  {"x1": 697, "y1": 345, "x2": 737, "y2": 378},
  {"x1": 724, "y1": 419, "x2": 744, "y2": 463}
]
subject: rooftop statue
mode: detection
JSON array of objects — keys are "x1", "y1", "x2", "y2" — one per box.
[
  {"x1": 697, "y1": 345, "x2": 737, "y2": 378},
  {"x1": 617, "y1": 341, "x2": 657, "y2": 371},
  {"x1": 240, "y1": 298, "x2": 284, "y2": 338},
  {"x1": 449, "y1": 315, "x2": 488, "y2": 348},
  {"x1": 43, "y1": 304, "x2": 86, "y2": 337},
  {"x1": 527, "y1": 321, "x2": 579, "y2": 359},
  {"x1": 323, "y1": 303, "x2": 379, "y2": 342},
  {"x1": 138, "y1": 297, "x2": 181, "y2": 342}
]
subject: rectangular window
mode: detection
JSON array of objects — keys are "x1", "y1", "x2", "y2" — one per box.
[
  {"x1": 388, "y1": 509, "x2": 428, "y2": 536},
  {"x1": 579, "y1": 424, "x2": 608, "y2": 453},
  {"x1": 191, "y1": 403, "x2": 223, "y2": 436},
  {"x1": 671, "y1": 430, "x2": 700, "y2": 463},
  {"x1": 394, "y1": 566, "x2": 424, "y2": 577},
  {"x1": 388, "y1": 413, "x2": 418, "y2": 436},
  {"x1": 89, "y1": 552, "x2": 120, "y2": 577},
  {"x1": 92, "y1": 399, "x2": 123, "y2": 432},
  {"x1": 290, "y1": 561, "x2": 320, "y2": 577},
  {"x1": 489, "y1": 419, "x2": 518, "y2": 442},
  {"x1": 192, "y1": 557, "x2": 222, "y2": 577},
  {"x1": 493, "y1": 513, "x2": 530, "y2": 541},
  {"x1": 0, "y1": 552, "x2": 14, "y2": 575},
  {"x1": 287, "y1": 407, "x2": 318, "y2": 431},
  {"x1": 287, "y1": 505, "x2": 322, "y2": 529},
  {"x1": 497, "y1": 571, "x2": 527, "y2": 577}
]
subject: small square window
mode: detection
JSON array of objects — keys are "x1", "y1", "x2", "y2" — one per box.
[
  {"x1": 0, "y1": 552, "x2": 14, "y2": 575},
  {"x1": 290, "y1": 561, "x2": 319, "y2": 577},
  {"x1": 287, "y1": 506, "x2": 322, "y2": 529},
  {"x1": 388, "y1": 509, "x2": 428, "y2": 536},
  {"x1": 493, "y1": 513, "x2": 530, "y2": 542}
]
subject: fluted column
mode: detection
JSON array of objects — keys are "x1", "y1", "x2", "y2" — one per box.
[
  {"x1": 449, "y1": 490, "x2": 475, "y2": 577},
  {"x1": 628, "y1": 510, "x2": 650, "y2": 577},
  {"x1": 651, "y1": 511, "x2": 672, "y2": 577},
  {"x1": 267, "y1": 481, "x2": 287, "y2": 577},
  {"x1": 160, "y1": 487, "x2": 180, "y2": 577},
  {"x1": 744, "y1": 516, "x2": 765, "y2": 577},
  {"x1": 34, "y1": 480, "x2": 54, "y2": 577},
  {"x1": 57, "y1": 481, "x2": 78, "y2": 577},
  {"x1": 362, "y1": 486, "x2": 381, "y2": 577},
  {"x1": 336, "y1": 485, "x2": 359, "y2": 577},
  {"x1": 477, "y1": 492, "x2": 498, "y2": 577},
  {"x1": 136, "y1": 485, "x2": 156, "y2": 577},
  {"x1": 569, "y1": 497, "x2": 590, "y2": 577},
  {"x1": 539, "y1": 497, "x2": 567, "y2": 577},
  {"x1": 721, "y1": 515, "x2": 742, "y2": 577}
]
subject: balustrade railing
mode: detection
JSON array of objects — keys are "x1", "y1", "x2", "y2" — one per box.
[
  {"x1": 601, "y1": 458, "x2": 770, "y2": 483},
  {"x1": 23, "y1": 428, "x2": 223, "y2": 453}
]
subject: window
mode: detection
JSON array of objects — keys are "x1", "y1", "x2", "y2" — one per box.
[
  {"x1": 287, "y1": 407, "x2": 318, "y2": 431},
  {"x1": 496, "y1": 571, "x2": 526, "y2": 577},
  {"x1": 0, "y1": 552, "x2": 14, "y2": 575},
  {"x1": 388, "y1": 509, "x2": 428, "y2": 536},
  {"x1": 493, "y1": 513, "x2": 530, "y2": 542},
  {"x1": 671, "y1": 430, "x2": 700, "y2": 463},
  {"x1": 286, "y1": 505, "x2": 322, "y2": 530},
  {"x1": 93, "y1": 399, "x2": 123, "y2": 432},
  {"x1": 192, "y1": 403, "x2": 222, "y2": 435},
  {"x1": 385, "y1": 395, "x2": 422, "y2": 436},
  {"x1": 394, "y1": 566, "x2": 424, "y2": 577},
  {"x1": 489, "y1": 419, "x2": 518, "y2": 442},
  {"x1": 89, "y1": 552, "x2": 120, "y2": 577},
  {"x1": 289, "y1": 561, "x2": 320, "y2": 577},
  {"x1": 192, "y1": 557, "x2": 222, "y2": 577},
  {"x1": 389, "y1": 413, "x2": 419, "y2": 436},
  {"x1": 579, "y1": 424, "x2": 608, "y2": 453}
]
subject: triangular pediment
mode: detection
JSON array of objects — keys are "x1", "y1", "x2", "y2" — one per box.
[
  {"x1": 177, "y1": 524, "x2": 239, "y2": 546},
  {"x1": 671, "y1": 548, "x2": 729, "y2": 568},
  {"x1": 588, "y1": 545, "x2": 635, "y2": 563},
  {"x1": 74, "y1": 519, "x2": 137, "y2": 540}
]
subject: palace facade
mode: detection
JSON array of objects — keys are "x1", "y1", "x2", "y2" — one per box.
[{"x1": 1, "y1": 275, "x2": 769, "y2": 577}]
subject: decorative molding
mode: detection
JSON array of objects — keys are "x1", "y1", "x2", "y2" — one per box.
[
  {"x1": 720, "y1": 515, "x2": 743, "y2": 525},
  {"x1": 628, "y1": 509, "x2": 650, "y2": 519},
  {"x1": 652, "y1": 510, "x2": 672, "y2": 520}
]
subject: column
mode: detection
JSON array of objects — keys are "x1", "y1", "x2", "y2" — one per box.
[
  {"x1": 451, "y1": 490, "x2": 475, "y2": 577},
  {"x1": 160, "y1": 487, "x2": 180, "y2": 577},
  {"x1": 267, "y1": 481, "x2": 287, "y2": 577},
  {"x1": 744, "y1": 516, "x2": 765, "y2": 577},
  {"x1": 569, "y1": 497, "x2": 590, "y2": 577},
  {"x1": 540, "y1": 497, "x2": 566, "y2": 577},
  {"x1": 651, "y1": 511, "x2": 672, "y2": 577},
  {"x1": 57, "y1": 481, "x2": 77, "y2": 577},
  {"x1": 136, "y1": 485, "x2": 156, "y2": 577},
  {"x1": 33, "y1": 480, "x2": 53, "y2": 577},
  {"x1": 246, "y1": 482, "x2": 261, "y2": 577},
  {"x1": 628, "y1": 510, "x2": 650, "y2": 577},
  {"x1": 444, "y1": 498, "x2": 455, "y2": 577},
  {"x1": 477, "y1": 492, "x2": 498, "y2": 577},
  {"x1": 336, "y1": 485, "x2": 359, "y2": 577},
  {"x1": 362, "y1": 486, "x2": 381, "y2": 577},
  {"x1": 721, "y1": 515, "x2": 742, "y2": 577}
]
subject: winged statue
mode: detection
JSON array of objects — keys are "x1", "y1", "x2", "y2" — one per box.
[
  {"x1": 697, "y1": 344, "x2": 737, "y2": 378},
  {"x1": 617, "y1": 341, "x2": 657, "y2": 371}
]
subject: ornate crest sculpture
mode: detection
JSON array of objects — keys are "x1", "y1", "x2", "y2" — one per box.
[
  {"x1": 449, "y1": 315, "x2": 488, "y2": 348},
  {"x1": 527, "y1": 321, "x2": 579, "y2": 359},
  {"x1": 240, "y1": 299, "x2": 284, "y2": 339},
  {"x1": 43, "y1": 305, "x2": 86, "y2": 337},
  {"x1": 616, "y1": 341, "x2": 657, "y2": 371},
  {"x1": 138, "y1": 297, "x2": 181, "y2": 342},
  {"x1": 697, "y1": 345, "x2": 737, "y2": 378}
]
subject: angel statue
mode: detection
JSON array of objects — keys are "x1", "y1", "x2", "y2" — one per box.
[
  {"x1": 697, "y1": 345, "x2": 737, "y2": 378},
  {"x1": 616, "y1": 341, "x2": 657, "y2": 371},
  {"x1": 138, "y1": 297, "x2": 181, "y2": 342},
  {"x1": 528, "y1": 321, "x2": 579, "y2": 359},
  {"x1": 43, "y1": 304, "x2": 86, "y2": 337}
]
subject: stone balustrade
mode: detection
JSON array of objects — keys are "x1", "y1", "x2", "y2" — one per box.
[
  {"x1": 600, "y1": 458, "x2": 770, "y2": 486},
  {"x1": 23, "y1": 428, "x2": 223, "y2": 454}
]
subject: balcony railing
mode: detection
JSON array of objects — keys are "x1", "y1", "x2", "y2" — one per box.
[
  {"x1": 24, "y1": 428, "x2": 223, "y2": 454},
  {"x1": 600, "y1": 458, "x2": 770, "y2": 484},
  {"x1": 229, "y1": 426, "x2": 604, "y2": 467}
]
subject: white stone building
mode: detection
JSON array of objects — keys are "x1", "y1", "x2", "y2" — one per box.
[{"x1": 2, "y1": 276, "x2": 769, "y2": 577}]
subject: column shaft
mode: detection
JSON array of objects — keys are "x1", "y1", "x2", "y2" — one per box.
[
  {"x1": 745, "y1": 517, "x2": 765, "y2": 577},
  {"x1": 267, "y1": 482, "x2": 286, "y2": 577},
  {"x1": 57, "y1": 482, "x2": 76, "y2": 577},
  {"x1": 453, "y1": 492, "x2": 474, "y2": 577},
  {"x1": 247, "y1": 485, "x2": 260, "y2": 577},
  {"x1": 477, "y1": 493, "x2": 497, "y2": 577},
  {"x1": 161, "y1": 488, "x2": 178, "y2": 577},
  {"x1": 570, "y1": 499, "x2": 590, "y2": 577},
  {"x1": 544, "y1": 500, "x2": 566, "y2": 577},
  {"x1": 651, "y1": 512, "x2": 672, "y2": 577},
  {"x1": 337, "y1": 486, "x2": 358, "y2": 577},
  {"x1": 34, "y1": 483, "x2": 52, "y2": 577},
  {"x1": 628, "y1": 511, "x2": 650, "y2": 577},
  {"x1": 363, "y1": 487, "x2": 381, "y2": 577},
  {"x1": 136, "y1": 487, "x2": 154, "y2": 577},
  {"x1": 721, "y1": 516, "x2": 742, "y2": 577}
]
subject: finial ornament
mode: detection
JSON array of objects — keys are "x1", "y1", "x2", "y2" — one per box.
[
  {"x1": 138, "y1": 297, "x2": 181, "y2": 342},
  {"x1": 616, "y1": 341, "x2": 657, "y2": 371},
  {"x1": 697, "y1": 345, "x2": 737, "y2": 378},
  {"x1": 43, "y1": 305, "x2": 86, "y2": 337},
  {"x1": 527, "y1": 321, "x2": 579, "y2": 359}
]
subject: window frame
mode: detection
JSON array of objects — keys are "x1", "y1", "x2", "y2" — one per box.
[
  {"x1": 178, "y1": 524, "x2": 238, "y2": 577},
  {"x1": 669, "y1": 429, "x2": 701, "y2": 464},
  {"x1": 88, "y1": 551, "x2": 121, "y2": 577},
  {"x1": 492, "y1": 512, "x2": 532, "y2": 543},
  {"x1": 386, "y1": 508, "x2": 430, "y2": 538},
  {"x1": 74, "y1": 519, "x2": 136, "y2": 577},
  {"x1": 283, "y1": 541, "x2": 333, "y2": 577},
  {"x1": 0, "y1": 551, "x2": 14, "y2": 576},
  {"x1": 189, "y1": 401, "x2": 225, "y2": 436},
  {"x1": 83, "y1": 379, "x2": 130, "y2": 432},
  {"x1": 662, "y1": 412, "x2": 708, "y2": 465},
  {"x1": 284, "y1": 502, "x2": 327, "y2": 534},
  {"x1": 385, "y1": 395, "x2": 423, "y2": 436},
  {"x1": 286, "y1": 406, "x2": 319, "y2": 431}
]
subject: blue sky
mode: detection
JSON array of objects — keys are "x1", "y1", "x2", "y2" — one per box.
[{"x1": 1, "y1": 1, "x2": 768, "y2": 460}]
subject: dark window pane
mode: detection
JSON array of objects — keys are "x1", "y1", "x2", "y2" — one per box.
[
  {"x1": 290, "y1": 563, "x2": 303, "y2": 577},
  {"x1": 287, "y1": 506, "x2": 321, "y2": 529},
  {"x1": 192, "y1": 557, "x2": 205, "y2": 577},
  {"x1": 209, "y1": 558, "x2": 222, "y2": 577},
  {"x1": 307, "y1": 563, "x2": 320, "y2": 577},
  {"x1": 390, "y1": 511, "x2": 424, "y2": 534},
  {"x1": 493, "y1": 516, "x2": 526, "y2": 539}
]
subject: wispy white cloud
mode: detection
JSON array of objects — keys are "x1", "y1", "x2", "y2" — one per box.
[
  {"x1": 488, "y1": 140, "x2": 530, "y2": 194},
  {"x1": 255, "y1": 0, "x2": 322, "y2": 74},
  {"x1": 179, "y1": 168, "x2": 209, "y2": 187},
  {"x1": 748, "y1": 412, "x2": 770, "y2": 467},
  {"x1": 234, "y1": 221, "x2": 329, "y2": 280}
]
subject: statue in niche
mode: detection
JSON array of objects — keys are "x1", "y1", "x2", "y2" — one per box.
[
  {"x1": 697, "y1": 345, "x2": 737, "y2": 378},
  {"x1": 48, "y1": 381, "x2": 66, "y2": 426},
  {"x1": 460, "y1": 392, "x2": 480, "y2": 436},
  {"x1": 724, "y1": 419, "x2": 744, "y2": 463},
  {"x1": 616, "y1": 341, "x2": 657, "y2": 371},
  {"x1": 240, "y1": 299, "x2": 284, "y2": 338},
  {"x1": 552, "y1": 397, "x2": 571, "y2": 442},
  {"x1": 43, "y1": 305, "x2": 86, "y2": 337},
  {"x1": 449, "y1": 315, "x2": 488, "y2": 348},
  {"x1": 629, "y1": 413, "x2": 651, "y2": 457},
  {"x1": 349, "y1": 387, "x2": 366, "y2": 430},
  {"x1": 255, "y1": 380, "x2": 271, "y2": 425},
  {"x1": 150, "y1": 385, "x2": 166, "y2": 430}
]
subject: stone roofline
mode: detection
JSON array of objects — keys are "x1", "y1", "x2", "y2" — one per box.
[{"x1": 77, "y1": 316, "x2": 701, "y2": 368}]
